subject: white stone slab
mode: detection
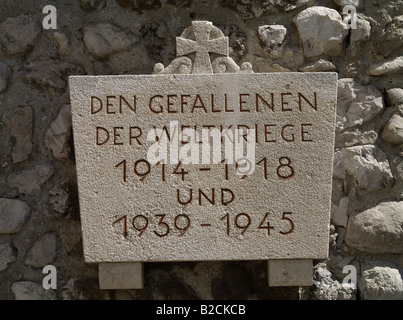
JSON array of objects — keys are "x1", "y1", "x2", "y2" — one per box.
[
  {"x1": 69, "y1": 72, "x2": 337, "y2": 263},
  {"x1": 268, "y1": 259, "x2": 313, "y2": 287}
]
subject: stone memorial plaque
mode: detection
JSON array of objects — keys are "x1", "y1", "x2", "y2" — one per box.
[{"x1": 70, "y1": 21, "x2": 337, "y2": 266}]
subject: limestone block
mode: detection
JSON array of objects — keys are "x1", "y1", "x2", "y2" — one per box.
[
  {"x1": 333, "y1": 145, "x2": 394, "y2": 192},
  {"x1": 294, "y1": 6, "x2": 347, "y2": 57},
  {"x1": 375, "y1": 15, "x2": 403, "y2": 57},
  {"x1": 70, "y1": 72, "x2": 337, "y2": 263},
  {"x1": 382, "y1": 114, "x2": 403, "y2": 144},
  {"x1": 99, "y1": 262, "x2": 143, "y2": 289},
  {"x1": 45, "y1": 104, "x2": 72, "y2": 160},
  {"x1": 345, "y1": 201, "x2": 403, "y2": 254},
  {"x1": 257, "y1": 25, "x2": 287, "y2": 58},
  {"x1": 0, "y1": 62, "x2": 12, "y2": 93},
  {"x1": 25, "y1": 58, "x2": 84, "y2": 95},
  {"x1": 299, "y1": 59, "x2": 337, "y2": 72},
  {"x1": 336, "y1": 78, "x2": 384, "y2": 131},
  {"x1": 368, "y1": 56, "x2": 403, "y2": 76},
  {"x1": 0, "y1": 241, "x2": 16, "y2": 271},
  {"x1": 386, "y1": 88, "x2": 403, "y2": 107},
  {"x1": 0, "y1": 198, "x2": 30, "y2": 234},
  {"x1": 331, "y1": 196, "x2": 349, "y2": 227},
  {"x1": 312, "y1": 265, "x2": 355, "y2": 300},
  {"x1": 49, "y1": 187, "x2": 69, "y2": 214},
  {"x1": 268, "y1": 259, "x2": 313, "y2": 287},
  {"x1": 0, "y1": 15, "x2": 41, "y2": 55},
  {"x1": 11, "y1": 281, "x2": 56, "y2": 300},
  {"x1": 359, "y1": 261, "x2": 403, "y2": 300},
  {"x1": 25, "y1": 233, "x2": 58, "y2": 268},
  {"x1": 7, "y1": 165, "x2": 54, "y2": 195},
  {"x1": 10, "y1": 106, "x2": 33, "y2": 163},
  {"x1": 83, "y1": 23, "x2": 139, "y2": 59}
]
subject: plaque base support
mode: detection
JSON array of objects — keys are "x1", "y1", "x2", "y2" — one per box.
[
  {"x1": 267, "y1": 259, "x2": 313, "y2": 287},
  {"x1": 98, "y1": 262, "x2": 144, "y2": 290}
]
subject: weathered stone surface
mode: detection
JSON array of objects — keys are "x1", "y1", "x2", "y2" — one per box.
[
  {"x1": 336, "y1": 78, "x2": 384, "y2": 131},
  {"x1": 0, "y1": 241, "x2": 16, "y2": 271},
  {"x1": 329, "y1": 224, "x2": 338, "y2": 250},
  {"x1": 386, "y1": 88, "x2": 403, "y2": 107},
  {"x1": 330, "y1": 254, "x2": 357, "y2": 279},
  {"x1": 294, "y1": 6, "x2": 346, "y2": 57},
  {"x1": 25, "y1": 233, "x2": 58, "y2": 268},
  {"x1": 0, "y1": 198, "x2": 30, "y2": 234},
  {"x1": 0, "y1": 0, "x2": 402, "y2": 302},
  {"x1": 368, "y1": 56, "x2": 403, "y2": 76},
  {"x1": 80, "y1": 0, "x2": 106, "y2": 11},
  {"x1": 49, "y1": 187, "x2": 69, "y2": 214},
  {"x1": 312, "y1": 265, "x2": 355, "y2": 300},
  {"x1": 25, "y1": 58, "x2": 84, "y2": 95},
  {"x1": 331, "y1": 197, "x2": 349, "y2": 227},
  {"x1": 7, "y1": 165, "x2": 54, "y2": 195},
  {"x1": 283, "y1": 0, "x2": 313, "y2": 12},
  {"x1": 53, "y1": 32, "x2": 70, "y2": 56},
  {"x1": 0, "y1": 15, "x2": 41, "y2": 55},
  {"x1": 220, "y1": 0, "x2": 313, "y2": 19},
  {"x1": 10, "y1": 106, "x2": 33, "y2": 163},
  {"x1": 348, "y1": 17, "x2": 371, "y2": 56},
  {"x1": 166, "y1": 0, "x2": 191, "y2": 8},
  {"x1": 257, "y1": 25, "x2": 287, "y2": 58},
  {"x1": 220, "y1": 25, "x2": 246, "y2": 61},
  {"x1": 11, "y1": 281, "x2": 56, "y2": 300},
  {"x1": 83, "y1": 23, "x2": 139, "y2": 59},
  {"x1": 333, "y1": 145, "x2": 394, "y2": 191},
  {"x1": 299, "y1": 59, "x2": 337, "y2": 72},
  {"x1": 1, "y1": 0, "x2": 402, "y2": 301},
  {"x1": 152, "y1": 21, "x2": 253, "y2": 75},
  {"x1": 351, "y1": 17, "x2": 371, "y2": 42},
  {"x1": 140, "y1": 22, "x2": 174, "y2": 64},
  {"x1": 56, "y1": 220, "x2": 82, "y2": 255},
  {"x1": 332, "y1": 0, "x2": 360, "y2": 6},
  {"x1": 268, "y1": 259, "x2": 313, "y2": 287},
  {"x1": 346, "y1": 202, "x2": 403, "y2": 254},
  {"x1": 99, "y1": 262, "x2": 143, "y2": 289},
  {"x1": 375, "y1": 15, "x2": 403, "y2": 57},
  {"x1": 62, "y1": 278, "x2": 109, "y2": 300},
  {"x1": 70, "y1": 71, "x2": 337, "y2": 263},
  {"x1": 176, "y1": 21, "x2": 230, "y2": 74},
  {"x1": 382, "y1": 114, "x2": 403, "y2": 144},
  {"x1": 45, "y1": 104, "x2": 72, "y2": 160},
  {"x1": 268, "y1": 64, "x2": 292, "y2": 72},
  {"x1": 342, "y1": 61, "x2": 361, "y2": 77},
  {"x1": 0, "y1": 62, "x2": 12, "y2": 93},
  {"x1": 359, "y1": 262, "x2": 403, "y2": 300},
  {"x1": 336, "y1": 130, "x2": 378, "y2": 148},
  {"x1": 116, "y1": 0, "x2": 161, "y2": 12}
]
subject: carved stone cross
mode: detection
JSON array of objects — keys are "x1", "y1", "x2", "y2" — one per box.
[{"x1": 176, "y1": 21, "x2": 229, "y2": 74}]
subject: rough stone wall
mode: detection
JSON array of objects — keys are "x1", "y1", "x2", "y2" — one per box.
[{"x1": 0, "y1": 0, "x2": 403, "y2": 300}]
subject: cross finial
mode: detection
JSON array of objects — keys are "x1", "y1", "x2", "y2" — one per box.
[
  {"x1": 153, "y1": 21, "x2": 253, "y2": 75},
  {"x1": 176, "y1": 21, "x2": 229, "y2": 74}
]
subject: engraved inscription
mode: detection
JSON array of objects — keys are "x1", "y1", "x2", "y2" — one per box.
[
  {"x1": 70, "y1": 20, "x2": 336, "y2": 263},
  {"x1": 70, "y1": 72, "x2": 337, "y2": 262},
  {"x1": 113, "y1": 211, "x2": 294, "y2": 238}
]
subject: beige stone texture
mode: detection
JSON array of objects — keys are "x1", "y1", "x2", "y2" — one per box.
[
  {"x1": 99, "y1": 262, "x2": 144, "y2": 289},
  {"x1": 268, "y1": 259, "x2": 313, "y2": 287},
  {"x1": 70, "y1": 72, "x2": 337, "y2": 263}
]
